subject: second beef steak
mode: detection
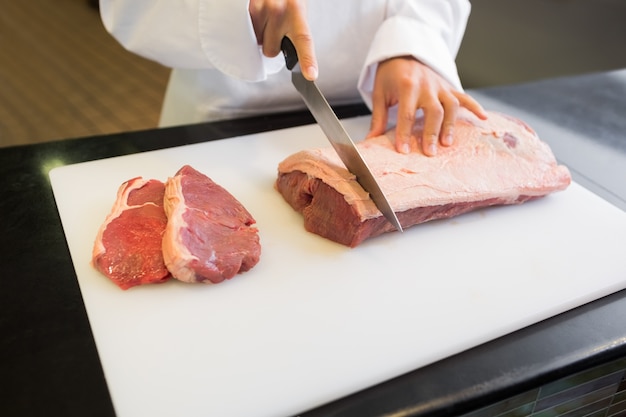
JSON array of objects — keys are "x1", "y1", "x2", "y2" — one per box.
[{"x1": 163, "y1": 165, "x2": 261, "y2": 284}]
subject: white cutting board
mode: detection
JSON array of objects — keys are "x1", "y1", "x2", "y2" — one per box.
[{"x1": 50, "y1": 116, "x2": 626, "y2": 417}]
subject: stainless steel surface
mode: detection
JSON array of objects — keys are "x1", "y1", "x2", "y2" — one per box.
[{"x1": 281, "y1": 37, "x2": 402, "y2": 232}]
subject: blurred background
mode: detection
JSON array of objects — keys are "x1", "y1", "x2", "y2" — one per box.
[{"x1": 1, "y1": 0, "x2": 625, "y2": 147}]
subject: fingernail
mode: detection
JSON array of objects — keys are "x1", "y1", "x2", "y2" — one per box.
[
  {"x1": 444, "y1": 134, "x2": 453, "y2": 146},
  {"x1": 428, "y1": 144, "x2": 437, "y2": 155},
  {"x1": 308, "y1": 66, "x2": 318, "y2": 80},
  {"x1": 401, "y1": 143, "x2": 410, "y2": 154}
]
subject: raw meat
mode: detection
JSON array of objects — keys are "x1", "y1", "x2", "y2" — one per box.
[
  {"x1": 92, "y1": 177, "x2": 171, "y2": 290},
  {"x1": 162, "y1": 165, "x2": 261, "y2": 284},
  {"x1": 275, "y1": 110, "x2": 572, "y2": 247}
]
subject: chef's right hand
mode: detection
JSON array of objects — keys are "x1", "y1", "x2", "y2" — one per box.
[{"x1": 248, "y1": 0, "x2": 318, "y2": 81}]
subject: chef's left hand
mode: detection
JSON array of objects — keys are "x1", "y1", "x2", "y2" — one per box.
[{"x1": 366, "y1": 56, "x2": 487, "y2": 156}]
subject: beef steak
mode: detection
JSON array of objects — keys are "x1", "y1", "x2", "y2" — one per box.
[
  {"x1": 162, "y1": 165, "x2": 261, "y2": 284},
  {"x1": 92, "y1": 177, "x2": 171, "y2": 290},
  {"x1": 275, "y1": 111, "x2": 572, "y2": 247}
]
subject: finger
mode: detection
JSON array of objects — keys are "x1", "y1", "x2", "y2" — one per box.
[
  {"x1": 395, "y1": 91, "x2": 419, "y2": 154},
  {"x1": 421, "y1": 100, "x2": 444, "y2": 156},
  {"x1": 289, "y1": 31, "x2": 317, "y2": 80},
  {"x1": 283, "y1": 1, "x2": 317, "y2": 80},
  {"x1": 366, "y1": 87, "x2": 389, "y2": 139},
  {"x1": 248, "y1": 0, "x2": 266, "y2": 45},
  {"x1": 439, "y1": 93, "x2": 459, "y2": 147},
  {"x1": 456, "y1": 92, "x2": 488, "y2": 120},
  {"x1": 263, "y1": 28, "x2": 286, "y2": 58},
  {"x1": 257, "y1": 1, "x2": 290, "y2": 58}
]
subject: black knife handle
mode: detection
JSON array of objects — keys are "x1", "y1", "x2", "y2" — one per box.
[{"x1": 281, "y1": 36, "x2": 299, "y2": 71}]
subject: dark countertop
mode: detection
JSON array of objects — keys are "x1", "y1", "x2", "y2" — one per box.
[{"x1": 1, "y1": 70, "x2": 625, "y2": 417}]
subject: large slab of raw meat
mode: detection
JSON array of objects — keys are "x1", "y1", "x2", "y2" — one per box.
[{"x1": 276, "y1": 111, "x2": 572, "y2": 247}]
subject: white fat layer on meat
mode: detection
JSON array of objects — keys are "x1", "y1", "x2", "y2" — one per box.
[
  {"x1": 162, "y1": 174, "x2": 205, "y2": 284},
  {"x1": 277, "y1": 110, "x2": 571, "y2": 220},
  {"x1": 92, "y1": 177, "x2": 157, "y2": 260}
]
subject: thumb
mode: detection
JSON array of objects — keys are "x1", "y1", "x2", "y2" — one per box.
[{"x1": 290, "y1": 32, "x2": 317, "y2": 81}]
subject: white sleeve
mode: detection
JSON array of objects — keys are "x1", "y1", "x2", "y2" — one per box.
[
  {"x1": 99, "y1": 0, "x2": 283, "y2": 81},
  {"x1": 357, "y1": 0, "x2": 471, "y2": 108}
]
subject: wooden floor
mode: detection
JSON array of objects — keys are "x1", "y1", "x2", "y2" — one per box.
[{"x1": 0, "y1": 0, "x2": 171, "y2": 148}]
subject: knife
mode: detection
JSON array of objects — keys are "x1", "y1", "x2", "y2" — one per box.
[{"x1": 281, "y1": 37, "x2": 403, "y2": 232}]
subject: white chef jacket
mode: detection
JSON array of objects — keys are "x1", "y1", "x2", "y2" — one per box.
[{"x1": 100, "y1": 0, "x2": 470, "y2": 127}]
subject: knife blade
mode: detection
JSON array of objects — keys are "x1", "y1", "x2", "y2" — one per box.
[{"x1": 281, "y1": 37, "x2": 403, "y2": 232}]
